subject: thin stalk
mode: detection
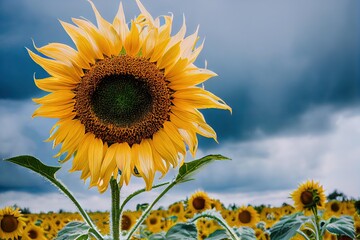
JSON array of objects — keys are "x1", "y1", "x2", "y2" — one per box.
[
  {"x1": 110, "y1": 178, "x2": 120, "y2": 240},
  {"x1": 55, "y1": 181, "x2": 103, "y2": 240},
  {"x1": 312, "y1": 206, "x2": 322, "y2": 240},
  {"x1": 125, "y1": 182, "x2": 175, "y2": 240},
  {"x1": 191, "y1": 213, "x2": 240, "y2": 240},
  {"x1": 296, "y1": 230, "x2": 311, "y2": 240},
  {"x1": 119, "y1": 182, "x2": 169, "y2": 215}
]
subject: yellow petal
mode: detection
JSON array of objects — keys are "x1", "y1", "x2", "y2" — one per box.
[
  {"x1": 34, "y1": 76, "x2": 77, "y2": 92},
  {"x1": 28, "y1": 49, "x2": 81, "y2": 81},
  {"x1": 124, "y1": 21, "x2": 141, "y2": 56},
  {"x1": 60, "y1": 21, "x2": 103, "y2": 64},
  {"x1": 33, "y1": 90, "x2": 75, "y2": 106},
  {"x1": 116, "y1": 142, "x2": 132, "y2": 186},
  {"x1": 88, "y1": 135, "x2": 104, "y2": 187},
  {"x1": 113, "y1": 2, "x2": 129, "y2": 43}
]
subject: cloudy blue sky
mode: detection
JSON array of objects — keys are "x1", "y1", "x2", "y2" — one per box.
[{"x1": 0, "y1": 0, "x2": 359, "y2": 212}]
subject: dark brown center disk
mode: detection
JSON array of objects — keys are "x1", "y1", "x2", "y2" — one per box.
[
  {"x1": 1, "y1": 215, "x2": 18, "y2": 233},
  {"x1": 28, "y1": 229, "x2": 38, "y2": 239},
  {"x1": 192, "y1": 197, "x2": 206, "y2": 210},
  {"x1": 121, "y1": 215, "x2": 132, "y2": 231},
  {"x1": 74, "y1": 55, "x2": 171, "y2": 145},
  {"x1": 238, "y1": 210, "x2": 251, "y2": 224},
  {"x1": 300, "y1": 190, "x2": 314, "y2": 206}
]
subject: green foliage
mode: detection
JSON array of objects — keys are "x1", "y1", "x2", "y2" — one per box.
[
  {"x1": 165, "y1": 222, "x2": 198, "y2": 240},
  {"x1": 327, "y1": 190, "x2": 347, "y2": 201},
  {"x1": 5, "y1": 155, "x2": 61, "y2": 180},
  {"x1": 205, "y1": 227, "x2": 256, "y2": 240},
  {"x1": 323, "y1": 216, "x2": 355, "y2": 239},
  {"x1": 55, "y1": 221, "x2": 91, "y2": 240},
  {"x1": 176, "y1": 154, "x2": 230, "y2": 183},
  {"x1": 269, "y1": 212, "x2": 310, "y2": 240}
]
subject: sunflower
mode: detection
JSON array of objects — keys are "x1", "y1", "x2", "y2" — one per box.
[
  {"x1": 324, "y1": 200, "x2": 343, "y2": 219},
  {"x1": 187, "y1": 191, "x2": 212, "y2": 213},
  {"x1": 22, "y1": 223, "x2": 47, "y2": 240},
  {"x1": 0, "y1": 206, "x2": 26, "y2": 240},
  {"x1": 234, "y1": 205, "x2": 259, "y2": 228},
  {"x1": 28, "y1": 0, "x2": 230, "y2": 192},
  {"x1": 121, "y1": 211, "x2": 137, "y2": 231},
  {"x1": 291, "y1": 180, "x2": 326, "y2": 212}
]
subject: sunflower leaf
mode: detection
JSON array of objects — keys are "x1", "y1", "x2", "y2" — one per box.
[
  {"x1": 5, "y1": 155, "x2": 61, "y2": 179},
  {"x1": 269, "y1": 212, "x2": 310, "y2": 240},
  {"x1": 234, "y1": 227, "x2": 256, "y2": 240},
  {"x1": 176, "y1": 154, "x2": 230, "y2": 183},
  {"x1": 55, "y1": 221, "x2": 90, "y2": 240},
  {"x1": 165, "y1": 222, "x2": 198, "y2": 240},
  {"x1": 5, "y1": 155, "x2": 100, "y2": 235},
  {"x1": 324, "y1": 216, "x2": 355, "y2": 238},
  {"x1": 205, "y1": 229, "x2": 229, "y2": 240},
  {"x1": 148, "y1": 232, "x2": 166, "y2": 240}
]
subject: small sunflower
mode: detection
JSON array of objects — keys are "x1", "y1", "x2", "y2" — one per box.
[
  {"x1": 0, "y1": 206, "x2": 26, "y2": 240},
  {"x1": 187, "y1": 191, "x2": 212, "y2": 213},
  {"x1": 234, "y1": 205, "x2": 259, "y2": 228},
  {"x1": 291, "y1": 180, "x2": 326, "y2": 212},
  {"x1": 121, "y1": 211, "x2": 136, "y2": 231},
  {"x1": 22, "y1": 223, "x2": 47, "y2": 240},
  {"x1": 28, "y1": 0, "x2": 230, "y2": 192},
  {"x1": 325, "y1": 200, "x2": 343, "y2": 218}
]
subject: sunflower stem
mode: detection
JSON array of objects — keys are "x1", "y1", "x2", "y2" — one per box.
[
  {"x1": 311, "y1": 206, "x2": 322, "y2": 240},
  {"x1": 190, "y1": 213, "x2": 240, "y2": 240},
  {"x1": 119, "y1": 182, "x2": 169, "y2": 215},
  {"x1": 53, "y1": 180, "x2": 104, "y2": 239},
  {"x1": 110, "y1": 178, "x2": 120, "y2": 240},
  {"x1": 125, "y1": 181, "x2": 175, "y2": 240}
]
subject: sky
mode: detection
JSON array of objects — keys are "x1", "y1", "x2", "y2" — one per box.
[{"x1": 0, "y1": 0, "x2": 359, "y2": 213}]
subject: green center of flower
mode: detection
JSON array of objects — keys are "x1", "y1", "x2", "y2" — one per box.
[
  {"x1": 92, "y1": 75, "x2": 152, "y2": 127},
  {"x1": 28, "y1": 229, "x2": 38, "y2": 239},
  {"x1": 192, "y1": 197, "x2": 206, "y2": 210},
  {"x1": 238, "y1": 210, "x2": 251, "y2": 224},
  {"x1": 1, "y1": 215, "x2": 18, "y2": 233}
]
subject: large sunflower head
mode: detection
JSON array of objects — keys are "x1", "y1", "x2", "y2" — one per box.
[
  {"x1": 291, "y1": 180, "x2": 326, "y2": 212},
  {"x1": 0, "y1": 206, "x2": 27, "y2": 240},
  {"x1": 28, "y1": 0, "x2": 231, "y2": 192}
]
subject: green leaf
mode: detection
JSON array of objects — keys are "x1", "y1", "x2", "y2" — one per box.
[
  {"x1": 5, "y1": 155, "x2": 61, "y2": 179},
  {"x1": 55, "y1": 221, "x2": 90, "y2": 240},
  {"x1": 148, "y1": 233, "x2": 166, "y2": 240},
  {"x1": 205, "y1": 229, "x2": 229, "y2": 240},
  {"x1": 5, "y1": 155, "x2": 101, "y2": 238},
  {"x1": 324, "y1": 216, "x2": 355, "y2": 238},
  {"x1": 205, "y1": 227, "x2": 256, "y2": 240},
  {"x1": 234, "y1": 227, "x2": 256, "y2": 240},
  {"x1": 270, "y1": 212, "x2": 309, "y2": 240},
  {"x1": 176, "y1": 155, "x2": 230, "y2": 183},
  {"x1": 165, "y1": 222, "x2": 198, "y2": 240}
]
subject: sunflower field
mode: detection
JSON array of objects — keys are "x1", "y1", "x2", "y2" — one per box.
[{"x1": 1, "y1": 187, "x2": 359, "y2": 240}]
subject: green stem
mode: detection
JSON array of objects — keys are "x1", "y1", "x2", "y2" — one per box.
[
  {"x1": 119, "y1": 182, "x2": 169, "y2": 215},
  {"x1": 110, "y1": 178, "x2": 121, "y2": 240},
  {"x1": 55, "y1": 181, "x2": 103, "y2": 240},
  {"x1": 125, "y1": 182, "x2": 175, "y2": 240},
  {"x1": 191, "y1": 213, "x2": 240, "y2": 240},
  {"x1": 296, "y1": 230, "x2": 311, "y2": 240},
  {"x1": 312, "y1": 206, "x2": 322, "y2": 240}
]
